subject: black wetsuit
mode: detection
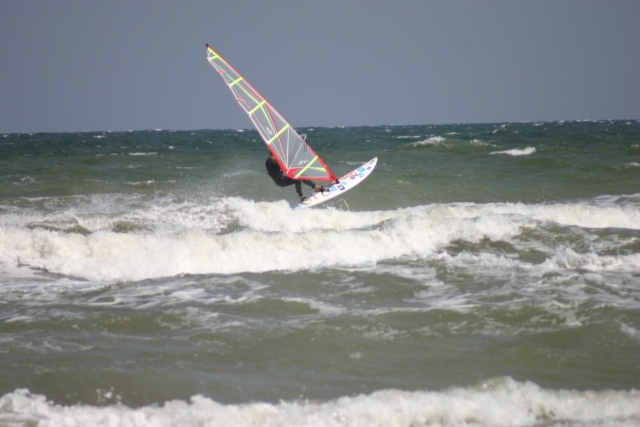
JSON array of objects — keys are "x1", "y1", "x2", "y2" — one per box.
[{"x1": 266, "y1": 156, "x2": 315, "y2": 198}]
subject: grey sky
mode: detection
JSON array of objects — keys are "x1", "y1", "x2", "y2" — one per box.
[{"x1": 1, "y1": 1, "x2": 639, "y2": 133}]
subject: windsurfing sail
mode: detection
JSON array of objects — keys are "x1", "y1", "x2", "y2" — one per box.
[{"x1": 206, "y1": 44, "x2": 337, "y2": 182}]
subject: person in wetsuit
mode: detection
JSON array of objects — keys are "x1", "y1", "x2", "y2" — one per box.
[{"x1": 266, "y1": 152, "x2": 323, "y2": 202}]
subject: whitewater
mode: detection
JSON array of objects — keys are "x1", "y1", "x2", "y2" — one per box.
[{"x1": 1, "y1": 121, "x2": 639, "y2": 426}]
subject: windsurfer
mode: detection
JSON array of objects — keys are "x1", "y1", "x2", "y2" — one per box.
[{"x1": 266, "y1": 153, "x2": 323, "y2": 201}]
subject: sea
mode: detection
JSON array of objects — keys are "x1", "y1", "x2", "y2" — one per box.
[{"x1": 1, "y1": 120, "x2": 639, "y2": 426}]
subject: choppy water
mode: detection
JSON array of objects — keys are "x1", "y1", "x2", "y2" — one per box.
[{"x1": 1, "y1": 121, "x2": 639, "y2": 426}]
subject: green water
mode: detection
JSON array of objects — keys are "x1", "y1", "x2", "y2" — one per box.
[{"x1": 1, "y1": 121, "x2": 639, "y2": 426}]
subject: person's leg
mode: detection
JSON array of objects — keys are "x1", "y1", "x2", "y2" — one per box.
[
  {"x1": 301, "y1": 180, "x2": 324, "y2": 192},
  {"x1": 275, "y1": 176, "x2": 296, "y2": 188},
  {"x1": 274, "y1": 176, "x2": 306, "y2": 200}
]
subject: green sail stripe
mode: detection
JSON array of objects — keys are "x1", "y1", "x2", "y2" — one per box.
[
  {"x1": 249, "y1": 100, "x2": 266, "y2": 115},
  {"x1": 206, "y1": 47, "x2": 225, "y2": 64},
  {"x1": 206, "y1": 45, "x2": 337, "y2": 181},
  {"x1": 294, "y1": 156, "x2": 318, "y2": 178},
  {"x1": 294, "y1": 167, "x2": 326, "y2": 172},
  {"x1": 235, "y1": 83, "x2": 263, "y2": 109},
  {"x1": 267, "y1": 124, "x2": 290, "y2": 144},
  {"x1": 229, "y1": 77, "x2": 243, "y2": 87}
]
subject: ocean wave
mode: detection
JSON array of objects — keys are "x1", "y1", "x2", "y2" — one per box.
[
  {"x1": 1, "y1": 378, "x2": 638, "y2": 427},
  {"x1": 403, "y1": 136, "x2": 447, "y2": 147},
  {"x1": 0, "y1": 195, "x2": 638, "y2": 282},
  {"x1": 490, "y1": 147, "x2": 536, "y2": 156},
  {"x1": 400, "y1": 136, "x2": 495, "y2": 150}
]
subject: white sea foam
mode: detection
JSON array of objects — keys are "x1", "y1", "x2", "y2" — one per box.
[
  {"x1": 541, "y1": 247, "x2": 640, "y2": 279},
  {"x1": 125, "y1": 180, "x2": 156, "y2": 186},
  {"x1": 620, "y1": 322, "x2": 640, "y2": 343},
  {"x1": 490, "y1": 147, "x2": 536, "y2": 156},
  {"x1": 1, "y1": 378, "x2": 639, "y2": 427},
  {"x1": 469, "y1": 138, "x2": 493, "y2": 147},
  {"x1": 405, "y1": 136, "x2": 446, "y2": 147},
  {"x1": 281, "y1": 297, "x2": 346, "y2": 315},
  {"x1": 0, "y1": 196, "x2": 639, "y2": 282},
  {"x1": 491, "y1": 124, "x2": 509, "y2": 134}
]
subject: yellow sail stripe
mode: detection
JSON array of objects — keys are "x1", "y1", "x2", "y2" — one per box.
[
  {"x1": 233, "y1": 81, "x2": 263, "y2": 109},
  {"x1": 206, "y1": 46, "x2": 270, "y2": 122},
  {"x1": 206, "y1": 47, "x2": 223, "y2": 63},
  {"x1": 229, "y1": 77, "x2": 243, "y2": 87},
  {"x1": 267, "y1": 124, "x2": 290, "y2": 144},
  {"x1": 294, "y1": 156, "x2": 318, "y2": 178},
  {"x1": 206, "y1": 45, "x2": 332, "y2": 178},
  {"x1": 249, "y1": 100, "x2": 266, "y2": 115}
]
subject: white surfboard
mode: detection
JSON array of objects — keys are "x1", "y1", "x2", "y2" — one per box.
[{"x1": 295, "y1": 158, "x2": 377, "y2": 209}]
